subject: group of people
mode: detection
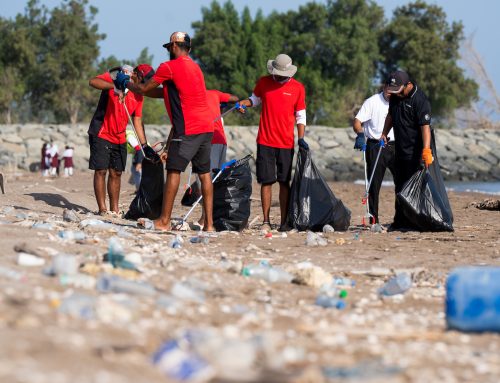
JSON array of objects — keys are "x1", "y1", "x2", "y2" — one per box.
[
  {"x1": 88, "y1": 30, "x2": 436, "y2": 231},
  {"x1": 41, "y1": 143, "x2": 74, "y2": 177}
]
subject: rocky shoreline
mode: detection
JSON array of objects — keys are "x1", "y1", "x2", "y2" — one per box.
[{"x1": 1, "y1": 124, "x2": 499, "y2": 181}]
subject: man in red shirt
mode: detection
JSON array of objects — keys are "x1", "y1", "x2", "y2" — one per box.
[
  {"x1": 238, "y1": 54, "x2": 308, "y2": 231},
  {"x1": 115, "y1": 32, "x2": 215, "y2": 231},
  {"x1": 88, "y1": 64, "x2": 154, "y2": 215}
]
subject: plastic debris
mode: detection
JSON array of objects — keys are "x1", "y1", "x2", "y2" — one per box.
[
  {"x1": 58, "y1": 293, "x2": 96, "y2": 320},
  {"x1": 32, "y1": 222, "x2": 54, "y2": 230},
  {"x1": 62, "y1": 209, "x2": 80, "y2": 222},
  {"x1": 17, "y1": 252, "x2": 45, "y2": 267},
  {"x1": 105, "y1": 237, "x2": 138, "y2": 270},
  {"x1": 0, "y1": 265, "x2": 26, "y2": 281},
  {"x1": 60, "y1": 273, "x2": 96, "y2": 289},
  {"x1": 79, "y1": 218, "x2": 113, "y2": 230},
  {"x1": 370, "y1": 223, "x2": 384, "y2": 233},
  {"x1": 44, "y1": 254, "x2": 79, "y2": 276},
  {"x1": 170, "y1": 235, "x2": 184, "y2": 249},
  {"x1": 58, "y1": 230, "x2": 86, "y2": 240},
  {"x1": 242, "y1": 263, "x2": 294, "y2": 283},
  {"x1": 190, "y1": 236, "x2": 210, "y2": 245},
  {"x1": 378, "y1": 273, "x2": 412, "y2": 296},
  {"x1": 97, "y1": 274, "x2": 156, "y2": 296},
  {"x1": 322, "y1": 224, "x2": 335, "y2": 233},
  {"x1": 305, "y1": 231, "x2": 328, "y2": 247}
]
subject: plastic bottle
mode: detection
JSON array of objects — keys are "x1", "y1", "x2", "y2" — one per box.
[
  {"x1": 319, "y1": 283, "x2": 348, "y2": 299},
  {"x1": 46, "y1": 254, "x2": 79, "y2": 275},
  {"x1": 315, "y1": 295, "x2": 346, "y2": 309},
  {"x1": 190, "y1": 236, "x2": 209, "y2": 244},
  {"x1": 106, "y1": 237, "x2": 137, "y2": 270},
  {"x1": 170, "y1": 235, "x2": 184, "y2": 249},
  {"x1": 17, "y1": 252, "x2": 45, "y2": 266},
  {"x1": 60, "y1": 274, "x2": 96, "y2": 289},
  {"x1": 0, "y1": 265, "x2": 25, "y2": 281},
  {"x1": 446, "y1": 266, "x2": 500, "y2": 332},
  {"x1": 59, "y1": 293, "x2": 96, "y2": 319},
  {"x1": 333, "y1": 277, "x2": 356, "y2": 287},
  {"x1": 96, "y1": 274, "x2": 156, "y2": 296},
  {"x1": 378, "y1": 273, "x2": 412, "y2": 296},
  {"x1": 171, "y1": 281, "x2": 205, "y2": 303},
  {"x1": 58, "y1": 230, "x2": 86, "y2": 240},
  {"x1": 241, "y1": 264, "x2": 293, "y2": 283},
  {"x1": 305, "y1": 231, "x2": 328, "y2": 247}
]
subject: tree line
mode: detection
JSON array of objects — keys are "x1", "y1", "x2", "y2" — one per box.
[{"x1": 0, "y1": 0, "x2": 478, "y2": 127}]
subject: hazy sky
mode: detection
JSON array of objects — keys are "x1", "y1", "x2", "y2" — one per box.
[{"x1": 2, "y1": 0, "x2": 498, "y2": 96}]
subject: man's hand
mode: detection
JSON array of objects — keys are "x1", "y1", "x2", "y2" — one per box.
[
  {"x1": 142, "y1": 144, "x2": 161, "y2": 164},
  {"x1": 237, "y1": 100, "x2": 251, "y2": 113},
  {"x1": 113, "y1": 71, "x2": 130, "y2": 91},
  {"x1": 422, "y1": 148, "x2": 434, "y2": 168},
  {"x1": 354, "y1": 133, "x2": 366, "y2": 151},
  {"x1": 380, "y1": 134, "x2": 388, "y2": 146},
  {"x1": 298, "y1": 138, "x2": 309, "y2": 150}
]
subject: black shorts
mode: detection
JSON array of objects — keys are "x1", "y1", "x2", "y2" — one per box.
[
  {"x1": 256, "y1": 144, "x2": 294, "y2": 184},
  {"x1": 166, "y1": 133, "x2": 213, "y2": 174},
  {"x1": 88, "y1": 135, "x2": 127, "y2": 171}
]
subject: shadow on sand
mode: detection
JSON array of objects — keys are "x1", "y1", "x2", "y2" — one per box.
[{"x1": 26, "y1": 193, "x2": 91, "y2": 213}]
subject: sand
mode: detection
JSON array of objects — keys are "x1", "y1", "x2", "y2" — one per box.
[{"x1": 0, "y1": 170, "x2": 499, "y2": 383}]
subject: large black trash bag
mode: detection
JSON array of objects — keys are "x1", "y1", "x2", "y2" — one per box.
[
  {"x1": 213, "y1": 156, "x2": 253, "y2": 231},
  {"x1": 287, "y1": 148, "x2": 351, "y2": 231},
  {"x1": 125, "y1": 159, "x2": 165, "y2": 220},
  {"x1": 396, "y1": 131, "x2": 454, "y2": 232}
]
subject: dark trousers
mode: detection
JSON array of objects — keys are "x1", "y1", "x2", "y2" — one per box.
[
  {"x1": 365, "y1": 141, "x2": 395, "y2": 223},
  {"x1": 393, "y1": 157, "x2": 421, "y2": 227}
]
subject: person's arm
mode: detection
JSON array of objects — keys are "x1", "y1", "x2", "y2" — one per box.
[
  {"x1": 353, "y1": 118, "x2": 363, "y2": 134},
  {"x1": 144, "y1": 87, "x2": 164, "y2": 99},
  {"x1": 126, "y1": 78, "x2": 160, "y2": 96},
  {"x1": 89, "y1": 77, "x2": 114, "y2": 91},
  {"x1": 132, "y1": 116, "x2": 147, "y2": 146},
  {"x1": 421, "y1": 124, "x2": 431, "y2": 149}
]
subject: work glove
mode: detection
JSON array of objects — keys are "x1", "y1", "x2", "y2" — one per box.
[
  {"x1": 422, "y1": 148, "x2": 434, "y2": 168},
  {"x1": 113, "y1": 71, "x2": 130, "y2": 91},
  {"x1": 298, "y1": 138, "x2": 309, "y2": 150},
  {"x1": 142, "y1": 144, "x2": 161, "y2": 164},
  {"x1": 354, "y1": 133, "x2": 366, "y2": 151}
]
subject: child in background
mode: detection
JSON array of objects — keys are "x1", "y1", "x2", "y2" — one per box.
[
  {"x1": 63, "y1": 145, "x2": 74, "y2": 177},
  {"x1": 49, "y1": 144, "x2": 59, "y2": 177}
]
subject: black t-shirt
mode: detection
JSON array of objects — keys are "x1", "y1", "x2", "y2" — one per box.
[{"x1": 389, "y1": 85, "x2": 431, "y2": 160}]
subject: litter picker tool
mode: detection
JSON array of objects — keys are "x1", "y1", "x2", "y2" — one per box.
[
  {"x1": 213, "y1": 102, "x2": 246, "y2": 123},
  {"x1": 361, "y1": 139, "x2": 385, "y2": 226}
]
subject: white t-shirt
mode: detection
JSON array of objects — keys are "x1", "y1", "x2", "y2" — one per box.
[
  {"x1": 355, "y1": 92, "x2": 395, "y2": 141},
  {"x1": 63, "y1": 148, "x2": 74, "y2": 158}
]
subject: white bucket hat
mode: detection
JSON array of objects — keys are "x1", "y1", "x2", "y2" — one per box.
[{"x1": 267, "y1": 54, "x2": 297, "y2": 77}]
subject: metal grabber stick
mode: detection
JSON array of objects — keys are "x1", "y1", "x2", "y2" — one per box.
[
  {"x1": 362, "y1": 139, "x2": 385, "y2": 226},
  {"x1": 122, "y1": 101, "x2": 147, "y2": 159}
]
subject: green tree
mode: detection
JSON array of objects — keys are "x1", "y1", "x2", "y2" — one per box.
[
  {"x1": 31, "y1": 0, "x2": 104, "y2": 123},
  {"x1": 379, "y1": 0, "x2": 478, "y2": 118}
]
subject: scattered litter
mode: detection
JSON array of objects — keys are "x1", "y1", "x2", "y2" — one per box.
[
  {"x1": 62, "y1": 209, "x2": 80, "y2": 222},
  {"x1": 190, "y1": 236, "x2": 210, "y2": 245},
  {"x1": 322, "y1": 224, "x2": 335, "y2": 233},
  {"x1": 58, "y1": 230, "x2": 86, "y2": 240},
  {"x1": 43, "y1": 254, "x2": 79, "y2": 276},
  {"x1": 305, "y1": 231, "x2": 328, "y2": 247},
  {"x1": 335, "y1": 238, "x2": 346, "y2": 246},
  {"x1": 291, "y1": 262, "x2": 332, "y2": 288},
  {"x1": 97, "y1": 274, "x2": 156, "y2": 296},
  {"x1": 170, "y1": 235, "x2": 184, "y2": 249},
  {"x1": 17, "y1": 252, "x2": 45, "y2": 267},
  {"x1": 32, "y1": 222, "x2": 54, "y2": 230},
  {"x1": 379, "y1": 273, "x2": 412, "y2": 296},
  {"x1": 370, "y1": 223, "x2": 384, "y2": 233},
  {"x1": 242, "y1": 263, "x2": 293, "y2": 283}
]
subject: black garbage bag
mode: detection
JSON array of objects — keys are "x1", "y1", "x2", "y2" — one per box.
[
  {"x1": 287, "y1": 148, "x2": 351, "y2": 232},
  {"x1": 213, "y1": 156, "x2": 253, "y2": 231},
  {"x1": 124, "y1": 159, "x2": 164, "y2": 220},
  {"x1": 396, "y1": 132, "x2": 453, "y2": 232},
  {"x1": 181, "y1": 182, "x2": 201, "y2": 206}
]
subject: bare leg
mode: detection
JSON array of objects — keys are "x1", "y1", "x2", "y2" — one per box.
[
  {"x1": 261, "y1": 183, "x2": 273, "y2": 223},
  {"x1": 199, "y1": 172, "x2": 214, "y2": 231},
  {"x1": 94, "y1": 170, "x2": 107, "y2": 213},
  {"x1": 154, "y1": 170, "x2": 181, "y2": 230},
  {"x1": 198, "y1": 201, "x2": 205, "y2": 226},
  {"x1": 108, "y1": 169, "x2": 122, "y2": 213},
  {"x1": 278, "y1": 181, "x2": 290, "y2": 225}
]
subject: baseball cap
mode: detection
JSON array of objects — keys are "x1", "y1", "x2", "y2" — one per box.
[
  {"x1": 134, "y1": 64, "x2": 155, "y2": 82},
  {"x1": 163, "y1": 31, "x2": 191, "y2": 49},
  {"x1": 386, "y1": 70, "x2": 410, "y2": 94}
]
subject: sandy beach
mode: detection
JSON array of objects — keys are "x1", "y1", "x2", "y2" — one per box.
[{"x1": 0, "y1": 170, "x2": 499, "y2": 383}]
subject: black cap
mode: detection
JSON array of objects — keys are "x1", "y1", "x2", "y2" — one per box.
[{"x1": 386, "y1": 70, "x2": 410, "y2": 94}]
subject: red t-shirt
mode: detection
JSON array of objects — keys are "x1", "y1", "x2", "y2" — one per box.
[
  {"x1": 207, "y1": 90, "x2": 231, "y2": 145},
  {"x1": 254, "y1": 76, "x2": 306, "y2": 149},
  {"x1": 152, "y1": 56, "x2": 212, "y2": 137},
  {"x1": 95, "y1": 72, "x2": 143, "y2": 144}
]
